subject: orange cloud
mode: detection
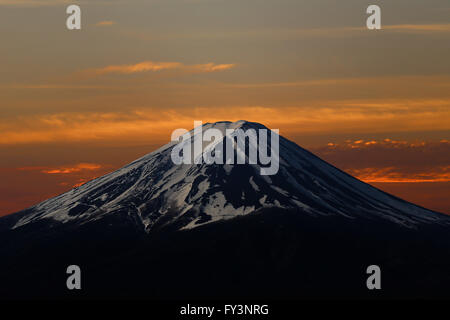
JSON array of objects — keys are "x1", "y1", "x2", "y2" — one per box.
[
  {"x1": 322, "y1": 138, "x2": 443, "y2": 151},
  {"x1": 0, "y1": 100, "x2": 449, "y2": 146},
  {"x1": 0, "y1": 163, "x2": 114, "y2": 215},
  {"x1": 88, "y1": 61, "x2": 235, "y2": 75},
  {"x1": 313, "y1": 139, "x2": 450, "y2": 184},
  {"x1": 92, "y1": 61, "x2": 182, "y2": 75},
  {"x1": 18, "y1": 163, "x2": 103, "y2": 174},
  {"x1": 41, "y1": 163, "x2": 102, "y2": 174},
  {"x1": 96, "y1": 21, "x2": 116, "y2": 27},
  {"x1": 384, "y1": 24, "x2": 450, "y2": 33},
  {"x1": 15, "y1": 163, "x2": 110, "y2": 191},
  {"x1": 348, "y1": 166, "x2": 450, "y2": 183},
  {"x1": 188, "y1": 63, "x2": 236, "y2": 73}
]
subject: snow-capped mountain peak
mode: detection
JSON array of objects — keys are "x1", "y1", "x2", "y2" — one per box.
[{"x1": 4, "y1": 120, "x2": 448, "y2": 232}]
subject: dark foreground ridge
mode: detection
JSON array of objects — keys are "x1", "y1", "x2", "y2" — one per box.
[{"x1": 1, "y1": 208, "x2": 450, "y2": 299}]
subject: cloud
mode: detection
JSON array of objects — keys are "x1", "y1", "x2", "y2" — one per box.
[
  {"x1": 18, "y1": 163, "x2": 103, "y2": 174},
  {"x1": 92, "y1": 62, "x2": 182, "y2": 75},
  {"x1": 17, "y1": 162, "x2": 109, "y2": 188},
  {"x1": 320, "y1": 138, "x2": 450, "y2": 153},
  {"x1": 309, "y1": 138, "x2": 450, "y2": 212},
  {"x1": 224, "y1": 75, "x2": 450, "y2": 89},
  {"x1": 42, "y1": 163, "x2": 102, "y2": 174},
  {"x1": 347, "y1": 166, "x2": 450, "y2": 183},
  {"x1": 0, "y1": 162, "x2": 112, "y2": 215},
  {"x1": 95, "y1": 21, "x2": 116, "y2": 27},
  {"x1": 188, "y1": 63, "x2": 236, "y2": 72},
  {"x1": 87, "y1": 61, "x2": 235, "y2": 75},
  {"x1": 383, "y1": 24, "x2": 450, "y2": 33},
  {"x1": 0, "y1": 98, "x2": 449, "y2": 146},
  {"x1": 312, "y1": 139, "x2": 450, "y2": 183}
]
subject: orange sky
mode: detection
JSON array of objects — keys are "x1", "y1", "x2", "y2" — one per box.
[{"x1": 0, "y1": 0, "x2": 449, "y2": 216}]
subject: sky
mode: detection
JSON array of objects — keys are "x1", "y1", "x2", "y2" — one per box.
[{"x1": 0, "y1": 0, "x2": 449, "y2": 215}]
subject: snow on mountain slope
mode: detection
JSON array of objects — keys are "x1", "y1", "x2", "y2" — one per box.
[{"x1": 4, "y1": 120, "x2": 449, "y2": 232}]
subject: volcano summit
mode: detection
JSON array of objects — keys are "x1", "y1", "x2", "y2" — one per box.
[{"x1": 1, "y1": 120, "x2": 449, "y2": 299}]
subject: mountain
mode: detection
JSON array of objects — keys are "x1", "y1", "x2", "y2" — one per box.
[
  {"x1": 1, "y1": 120, "x2": 450, "y2": 299},
  {"x1": 0, "y1": 120, "x2": 446, "y2": 232}
]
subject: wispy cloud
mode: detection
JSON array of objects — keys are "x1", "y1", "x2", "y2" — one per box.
[
  {"x1": 87, "y1": 61, "x2": 236, "y2": 76},
  {"x1": 0, "y1": 99, "x2": 449, "y2": 145},
  {"x1": 224, "y1": 75, "x2": 450, "y2": 89},
  {"x1": 1, "y1": 162, "x2": 112, "y2": 212},
  {"x1": 95, "y1": 21, "x2": 116, "y2": 27},
  {"x1": 323, "y1": 138, "x2": 427, "y2": 150},
  {"x1": 347, "y1": 166, "x2": 450, "y2": 183},
  {"x1": 383, "y1": 24, "x2": 450, "y2": 33},
  {"x1": 42, "y1": 163, "x2": 102, "y2": 174},
  {"x1": 91, "y1": 61, "x2": 183, "y2": 75},
  {"x1": 312, "y1": 139, "x2": 450, "y2": 184},
  {"x1": 18, "y1": 163, "x2": 103, "y2": 174},
  {"x1": 188, "y1": 63, "x2": 236, "y2": 72}
]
